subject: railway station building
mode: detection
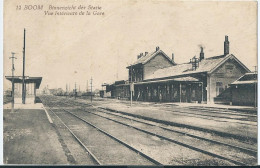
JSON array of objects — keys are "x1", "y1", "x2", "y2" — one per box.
[
  {"x1": 229, "y1": 72, "x2": 257, "y2": 106},
  {"x1": 5, "y1": 76, "x2": 42, "y2": 104},
  {"x1": 104, "y1": 36, "x2": 251, "y2": 104}
]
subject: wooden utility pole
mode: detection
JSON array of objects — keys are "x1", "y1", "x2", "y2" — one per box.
[
  {"x1": 66, "y1": 83, "x2": 68, "y2": 98},
  {"x1": 74, "y1": 82, "x2": 77, "y2": 99},
  {"x1": 254, "y1": 66, "x2": 257, "y2": 108},
  {"x1": 90, "y1": 77, "x2": 93, "y2": 103},
  {"x1": 86, "y1": 80, "x2": 88, "y2": 92},
  {"x1": 9, "y1": 52, "x2": 17, "y2": 112},
  {"x1": 22, "y1": 29, "x2": 26, "y2": 104},
  {"x1": 130, "y1": 65, "x2": 133, "y2": 106}
]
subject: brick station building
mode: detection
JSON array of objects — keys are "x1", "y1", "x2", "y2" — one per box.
[{"x1": 105, "y1": 36, "x2": 251, "y2": 104}]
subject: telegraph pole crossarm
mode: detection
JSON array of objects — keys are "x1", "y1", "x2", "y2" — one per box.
[{"x1": 9, "y1": 52, "x2": 17, "y2": 113}]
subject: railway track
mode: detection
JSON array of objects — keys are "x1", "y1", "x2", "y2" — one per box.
[
  {"x1": 57, "y1": 96, "x2": 257, "y2": 144},
  {"x1": 164, "y1": 107, "x2": 257, "y2": 123},
  {"x1": 48, "y1": 107, "x2": 101, "y2": 165},
  {"x1": 41, "y1": 97, "x2": 162, "y2": 165},
  {"x1": 101, "y1": 100, "x2": 256, "y2": 123},
  {"x1": 187, "y1": 106, "x2": 257, "y2": 117},
  {"x1": 166, "y1": 108, "x2": 256, "y2": 122},
  {"x1": 153, "y1": 109, "x2": 256, "y2": 127},
  {"x1": 99, "y1": 106, "x2": 257, "y2": 144},
  {"x1": 68, "y1": 96, "x2": 257, "y2": 125},
  {"x1": 103, "y1": 99, "x2": 256, "y2": 117},
  {"x1": 40, "y1": 96, "x2": 257, "y2": 165},
  {"x1": 66, "y1": 104, "x2": 256, "y2": 166},
  {"x1": 58, "y1": 96, "x2": 257, "y2": 144},
  {"x1": 87, "y1": 107, "x2": 257, "y2": 155}
]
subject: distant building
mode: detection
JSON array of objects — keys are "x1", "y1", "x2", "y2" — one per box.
[
  {"x1": 5, "y1": 76, "x2": 42, "y2": 104},
  {"x1": 42, "y1": 85, "x2": 51, "y2": 95},
  {"x1": 100, "y1": 83, "x2": 111, "y2": 98},
  {"x1": 104, "y1": 36, "x2": 251, "y2": 104},
  {"x1": 229, "y1": 72, "x2": 257, "y2": 106}
]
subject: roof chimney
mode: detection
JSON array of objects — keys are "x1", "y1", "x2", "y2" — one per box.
[
  {"x1": 200, "y1": 47, "x2": 204, "y2": 61},
  {"x1": 224, "y1": 35, "x2": 229, "y2": 55},
  {"x1": 156, "y1": 46, "x2": 160, "y2": 51},
  {"x1": 172, "y1": 53, "x2": 174, "y2": 62},
  {"x1": 145, "y1": 52, "x2": 148, "y2": 56},
  {"x1": 137, "y1": 53, "x2": 144, "y2": 59}
]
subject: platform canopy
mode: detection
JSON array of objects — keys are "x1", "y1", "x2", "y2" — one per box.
[
  {"x1": 133, "y1": 76, "x2": 200, "y2": 85},
  {"x1": 5, "y1": 76, "x2": 42, "y2": 89},
  {"x1": 172, "y1": 76, "x2": 199, "y2": 82}
]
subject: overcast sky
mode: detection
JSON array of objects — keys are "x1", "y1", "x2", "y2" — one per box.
[{"x1": 3, "y1": 0, "x2": 257, "y2": 91}]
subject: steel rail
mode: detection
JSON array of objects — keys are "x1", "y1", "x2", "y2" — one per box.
[
  {"x1": 42, "y1": 97, "x2": 162, "y2": 165},
  {"x1": 74, "y1": 97, "x2": 255, "y2": 123},
  {"x1": 41, "y1": 99, "x2": 102, "y2": 165},
  {"x1": 57, "y1": 96, "x2": 257, "y2": 147},
  {"x1": 61, "y1": 108, "x2": 162, "y2": 165},
  {"x1": 163, "y1": 109, "x2": 256, "y2": 123},
  {"x1": 42, "y1": 96, "x2": 254, "y2": 166},
  {"x1": 62, "y1": 95, "x2": 256, "y2": 117},
  {"x1": 187, "y1": 106, "x2": 257, "y2": 117},
  {"x1": 88, "y1": 107, "x2": 257, "y2": 156},
  {"x1": 79, "y1": 108, "x2": 248, "y2": 166},
  {"x1": 52, "y1": 99, "x2": 248, "y2": 166},
  {"x1": 98, "y1": 106, "x2": 257, "y2": 144},
  {"x1": 60, "y1": 96, "x2": 256, "y2": 123},
  {"x1": 171, "y1": 107, "x2": 257, "y2": 120}
]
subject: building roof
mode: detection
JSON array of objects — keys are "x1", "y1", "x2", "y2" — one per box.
[
  {"x1": 145, "y1": 54, "x2": 251, "y2": 80},
  {"x1": 127, "y1": 49, "x2": 175, "y2": 68},
  {"x1": 230, "y1": 72, "x2": 257, "y2": 85},
  {"x1": 5, "y1": 76, "x2": 42, "y2": 89}
]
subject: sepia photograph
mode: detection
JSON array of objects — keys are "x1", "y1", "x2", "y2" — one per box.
[{"x1": 2, "y1": 0, "x2": 258, "y2": 166}]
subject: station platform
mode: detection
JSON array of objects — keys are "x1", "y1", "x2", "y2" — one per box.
[
  {"x1": 3, "y1": 103, "x2": 69, "y2": 164},
  {"x1": 4, "y1": 102, "x2": 44, "y2": 110}
]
